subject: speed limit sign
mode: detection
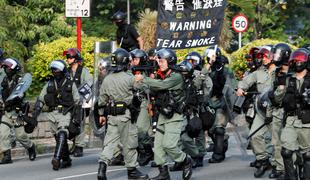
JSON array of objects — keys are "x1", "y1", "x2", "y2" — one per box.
[{"x1": 232, "y1": 14, "x2": 249, "y2": 33}]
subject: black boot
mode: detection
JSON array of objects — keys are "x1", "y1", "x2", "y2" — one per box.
[
  {"x1": 0, "y1": 150, "x2": 12, "y2": 164},
  {"x1": 97, "y1": 162, "x2": 107, "y2": 180},
  {"x1": 269, "y1": 166, "x2": 284, "y2": 179},
  {"x1": 254, "y1": 159, "x2": 271, "y2": 178},
  {"x1": 51, "y1": 131, "x2": 66, "y2": 171},
  {"x1": 28, "y1": 144, "x2": 36, "y2": 161},
  {"x1": 281, "y1": 148, "x2": 297, "y2": 180},
  {"x1": 73, "y1": 146, "x2": 83, "y2": 157},
  {"x1": 138, "y1": 144, "x2": 154, "y2": 166},
  {"x1": 303, "y1": 152, "x2": 310, "y2": 180},
  {"x1": 182, "y1": 156, "x2": 193, "y2": 180},
  {"x1": 169, "y1": 161, "x2": 183, "y2": 171},
  {"x1": 192, "y1": 156, "x2": 204, "y2": 168},
  {"x1": 209, "y1": 127, "x2": 226, "y2": 163},
  {"x1": 150, "y1": 165, "x2": 170, "y2": 180},
  {"x1": 109, "y1": 153, "x2": 125, "y2": 166},
  {"x1": 127, "y1": 167, "x2": 149, "y2": 180},
  {"x1": 250, "y1": 159, "x2": 258, "y2": 167},
  {"x1": 61, "y1": 140, "x2": 72, "y2": 169}
]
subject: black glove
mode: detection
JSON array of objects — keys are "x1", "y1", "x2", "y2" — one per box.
[
  {"x1": 23, "y1": 115, "x2": 38, "y2": 133},
  {"x1": 277, "y1": 73, "x2": 287, "y2": 86},
  {"x1": 265, "y1": 116, "x2": 273, "y2": 124}
]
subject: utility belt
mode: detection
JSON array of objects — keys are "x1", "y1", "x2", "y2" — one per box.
[
  {"x1": 48, "y1": 105, "x2": 65, "y2": 113},
  {"x1": 286, "y1": 109, "x2": 310, "y2": 124},
  {"x1": 106, "y1": 101, "x2": 127, "y2": 116}
]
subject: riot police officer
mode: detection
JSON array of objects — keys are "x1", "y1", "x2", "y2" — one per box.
[
  {"x1": 274, "y1": 48, "x2": 310, "y2": 180},
  {"x1": 203, "y1": 46, "x2": 237, "y2": 164},
  {"x1": 65, "y1": 48, "x2": 93, "y2": 157},
  {"x1": 267, "y1": 43, "x2": 291, "y2": 179},
  {"x1": 33, "y1": 60, "x2": 80, "y2": 170},
  {"x1": 97, "y1": 48, "x2": 148, "y2": 180},
  {"x1": 236, "y1": 45, "x2": 276, "y2": 177},
  {"x1": 0, "y1": 58, "x2": 36, "y2": 164},
  {"x1": 130, "y1": 49, "x2": 155, "y2": 166},
  {"x1": 111, "y1": 11, "x2": 144, "y2": 51},
  {"x1": 170, "y1": 51, "x2": 213, "y2": 171},
  {"x1": 135, "y1": 48, "x2": 193, "y2": 180}
]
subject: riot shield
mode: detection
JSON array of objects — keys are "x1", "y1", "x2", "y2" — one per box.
[
  {"x1": 89, "y1": 41, "x2": 117, "y2": 139},
  {"x1": 6, "y1": 73, "x2": 32, "y2": 103},
  {"x1": 222, "y1": 74, "x2": 249, "y2": 155},
  {"x1": 254, "y1": 87, "x2": 272, "y2": 119}
]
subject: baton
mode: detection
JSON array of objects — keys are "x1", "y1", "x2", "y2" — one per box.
[{"x1": 247, "y1": 122, "x2": 268, "y2": 140}]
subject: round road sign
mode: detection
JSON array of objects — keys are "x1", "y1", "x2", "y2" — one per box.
[{"x1": 232, "y1": 14, "x2": 249, "y2": 33}]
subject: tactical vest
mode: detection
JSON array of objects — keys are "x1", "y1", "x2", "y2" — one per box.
[
  {"x1": 210, "y1": 68, "x2": 226, "y2": 98},
  {"x1": 283, "y1": 73, "x2": 310, "y2": 112},
  {"x1": 44, "y1": 78, "x2": 74, "y2": 108},
  {"x1": 70, "y1": 65, "x2": 83, "y2": 88},
  {"x1": 1, "y1": 75, "x2": 21, "y2": 108}
]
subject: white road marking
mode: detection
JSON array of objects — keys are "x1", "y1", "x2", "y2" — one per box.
[{"x1": 53, "y1": 167, "x2": 127, "y2": 180}]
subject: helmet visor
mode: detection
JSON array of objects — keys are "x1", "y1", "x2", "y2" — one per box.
[
  {"x1": 270, "y1": 48, "x2": 282, "y2": 62},
  {"x1": 290, "y1": 51, "x2": 308, "y2": 63}
]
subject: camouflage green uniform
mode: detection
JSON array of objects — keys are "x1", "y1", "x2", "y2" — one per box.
[
  {"x1": 98, "y1": 71, "x2": 139, "y2": 168},
  {"x1": 141, "y1": 71, "x2": 187, "y2": 165},
  {"x1": 69, "y1": 66, "x2": 93, "y2": 148},
  {"x1": 37, "y1": 78, "x2": 80, "y2": 136},
  {"x1": 238, "y1": 66, "x2": 276, "y2": 161},
  {"x1": 0, "y1": 74, "x2": 34, "y2": 154},
  {"x1": 181, "y1": 69, "x2": 213, "y2": 158}
]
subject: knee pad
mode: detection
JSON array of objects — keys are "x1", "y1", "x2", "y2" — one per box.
[
  {"x1": 281, "y1": 148, "x2": 293, "y2": 159},
  {"x1": 303, "y1": 151, "x2": 310, "y2": 161},
  {"x1": 214, "y1": 127, "x2": 225, "y2": 135}
]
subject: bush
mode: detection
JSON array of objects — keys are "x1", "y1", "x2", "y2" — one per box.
[
  {"x1": 27, "y1": 36, "x2": 107, "y2": 97},
  {"x1": 230, "y1": 38, "x2": 297, "y2": 79}
]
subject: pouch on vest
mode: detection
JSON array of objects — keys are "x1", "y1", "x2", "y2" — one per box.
[
  {"x1": 109, "y1": 101, "x2": 127, "y2": 116},
  {"x1": 301, "y1": 109, "x2": 310, "y2": 124},
  {"x1": 186, "y1": 115, "x2": 202, "y2": 138}
]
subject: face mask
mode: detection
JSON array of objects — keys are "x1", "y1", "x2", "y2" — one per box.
[
  {"x1": 116, "y1": 21, "x2": 125, "y2": 28},
  {"x1": 4, "y1": 67, "x2": 15, "y2": 78},
  {"x1": 295, "y1": 65, "x2": 306, "y2": 72},
  {"x1": 52, "y1": 71, "x2": 64, "y2": 81},
  {"x1": 211, "y1": 60, "x2": 223, "y2": 71}
]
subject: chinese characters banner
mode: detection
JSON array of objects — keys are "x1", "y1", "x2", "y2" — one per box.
[{"x1": 156, "y1": 0, "x2": 227, "y2": 49}]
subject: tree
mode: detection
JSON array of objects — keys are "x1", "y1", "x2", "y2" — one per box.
[{"x1": 0, "y1": 0, "x2": 74, "y2": 61}]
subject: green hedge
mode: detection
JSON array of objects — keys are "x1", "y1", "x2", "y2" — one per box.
[
  {"x1": 27, "y1": 37, "x2": 107, "y2": 97},
  {"x1": 230, "y1": 39, "x2": 297, "y2": 79}
]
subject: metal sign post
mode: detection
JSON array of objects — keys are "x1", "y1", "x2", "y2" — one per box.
[
  {"x1": 65, "y1": 0, "x2": 91, "y2": 51},
  {"x1": 232, "y1": 14, "x2": 249, "y2": 49}
]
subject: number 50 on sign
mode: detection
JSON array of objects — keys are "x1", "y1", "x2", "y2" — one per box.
[{"x1": 232, "y1": 14, "x2": 249, "y2": 33}]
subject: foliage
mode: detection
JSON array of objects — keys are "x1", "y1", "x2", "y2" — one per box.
[
  {"x1": 0, "y1": 0, "x2": 74, "y2": 61},
  {"x1": 230, "y1": 38, "x2": 297, "y2": 79},
  {"x1": 136, "y1": 9, "x2": 157, "y2": 50},
  {"x1": 27, "y1": 37, "x2": 106, "y2": 97}
]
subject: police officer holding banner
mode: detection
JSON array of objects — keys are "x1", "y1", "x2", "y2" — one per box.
[{"x1": 111, "y1": 11, "x2": 144, "y2": 52}]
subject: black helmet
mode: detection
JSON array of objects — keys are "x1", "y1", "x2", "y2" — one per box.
[
  {"x1": 130, "y1": 49, "x2": 148, "y2": 66},
  {"x1": 270, "y1": 43, "x2": 291, "y2": 66},
  {"x1": 111, "y1": 48, "x2": 131, "y2": 72},
  {"x1": 178, "y1": 60, "x2": 194, "y2": 78},
  {"x1": 111, "y1": 11, "x2": 126, "y2": 21},
  {"x1": 185, "y1": 51, "x2": 204, "y2": 70},
  {"x1": 147, "y1": 48, "x2": 157, "y2": 57},
  {"x1": 2, "y1": 58, "x2": 22, "y2": 72},
  {"x1": 156, "y1": 48, "x2": 177, "y2": 66},
  {"x1": 64, "y1": 48, "x2": 82, "y2": 62}
]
